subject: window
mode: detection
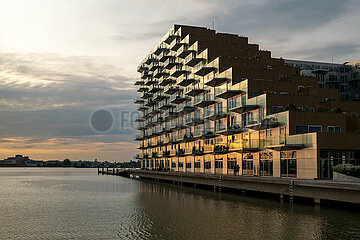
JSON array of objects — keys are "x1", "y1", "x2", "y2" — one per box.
[
  {"x1": 309, "y1": 125, "x2": 322, "y2": 133},
  {"x1": 281, "y1": 151, "x2": 297, "y2": 177},
  {"x1": 328, "y1": 126, "x2": 341, "y2": 133},
  {"x1": 296, "y1": 125, "x2": 308, "y2": 134},
  {"x1": 215, "y1": 160, "x2": 223, "y2": 168},
  {"x1": 204, "y1": 161, "x2": 211, "y2": 169}
]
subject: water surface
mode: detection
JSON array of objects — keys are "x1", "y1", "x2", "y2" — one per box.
[{"x1": 0, "y1": 168, "x2": 359, "y2": 240}]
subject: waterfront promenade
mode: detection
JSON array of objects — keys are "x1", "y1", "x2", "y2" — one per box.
[{"x1": 99, "y1": 168, "x2": 360, "y2": 204}]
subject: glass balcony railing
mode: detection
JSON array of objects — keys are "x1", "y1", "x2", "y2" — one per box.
[{"x1": 204, "y1": 145, "x2": 214, "y2": 153}]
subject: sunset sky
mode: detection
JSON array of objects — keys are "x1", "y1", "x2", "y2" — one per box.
[{"x1": 1, "y1": 0, "x2": 360, "y2": 162}]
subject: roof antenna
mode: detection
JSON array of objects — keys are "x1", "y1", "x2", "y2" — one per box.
[{"x1": 212, "y1": 21, "x2": 215, "y2": 30}]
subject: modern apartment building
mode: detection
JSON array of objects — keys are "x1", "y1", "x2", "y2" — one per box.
[
  {"x1": 134, "y1": 24, "x2": 360, "y2": 180},
  {"x1": 285, "y1": 59, "x2": 360, "y2": 101}
]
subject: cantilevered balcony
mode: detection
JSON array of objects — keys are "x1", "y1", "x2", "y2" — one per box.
[
  {"x1": 151, "y1": 107, "x2": 161, "y2": 115},
  {"x1": 177, "y1": 103, "x2": 196, "y2": 115},
  {"x1": 144, "y1": 56, "x2": 157, "y2": 65},
  {"x1": 177, "y1": 45, "x2": 195, "y2": 59},
  {"x1": 204, "y1": 107, "x2": 228, "y2": 121},
  {"x1": 185, "y1": 85, "x2": 206, "y2": 97},
  {"x1": 134, "y1": 134, "x2": 144, "y2": 141},
  {"x1": 170, "y1": 66, "x2": 190, "y2": 78},
  {"x1": 145, "y1": 77, "x2": 156, "y2": 86},
  {"x1": 154, "y1": 116, "x2": 164, "y2": 124},
  {"x1": 164, "y1": 85, "x2": 181, "y2": 95},
  {"x1": 165, "y1": 32, "x2": 179, "y2": 44},
  {"x1": 214, "y1": 144, "x2": 230, "y2": 154},
  {"x1": 137, "y1": 105, "x2": 148, "y2": 112},
  {"x1": 170, "y1": 94, "x2": 189, "y2": 104},
  {"x1": 215, "y1": 86, "x2": 243, "y2": 99},
  {"x1": 192, "y1": 147, "x2": 204, "y2": 156},
  {"x1": 194, "y1": 94, "x2": 217, "y2": 108},
  {"x1": 153, "y1": 68, "x2": 169, "y2": 78},
  {"x1": 204, "y1": 77, "x2": 228, "y2": 87},
  {"x1": 194, "y1": 128, "x2": 204, "y2": 138},
  {"x1": 194, "y1": 65, "x2": 216, "y2": 76},
  {"x1": 145, "y1": 99, "x2": 157, "y2": 107},
  {"x1": 185, "y1": 116, "x2": 204, "y2": 126},
  {"x1": 201, "y1": 128, "x2": 217, "y2": 139},
  {"x1": 184, "y1": 53, "x2": 204, "y2": 67},
  {"x1": 230, "y1": 105, "x2": 259, "y2": 114},
  {"x1": 182, "y1": 105, "x2": 197, "y2": 114},
  {"x1": 176, "y1": 148, "x2": 186, "y2": 156},
  {"x1": 164, "y1": 57, "x2": 180, "y2": 70},
  {"x1": 177, "y1": 76, "x2": 196, "y2": 87},
  {"x1": 141, "y1": 92, "x2": 152, "y2": 99},
  {"x1": 137, "y1": 144, "x2": 147, "y2": 150},
  {"x1": 265, "y1": 134, "x2": 310, "y2": 151},
  {"x1": 216, "y1": 125, "x2": 245, "y2": 135},
  {"x1": 154, "y1": 92, "x2": 168, "y2": 101},
  {"x1": 158, "y1": 49, "x2": 171, "y2": 62},
  {"x1": 159, "y1": 101, "x2": 174, "y2": 110},
  {"x1": 169, "y1": 136, "x2": 180, "y2": 145},
  {"x1": 163, "y1": 151, "x2": 170, "y2": 157},
  {"x1": 246, "y1": 117, "x2": 280, "y2": 130},
  {"x1": 134, "y1": 79, "x2": 145, "y2": 85},
  {"x1": 149, "y1": 85, "x2": 163, "y2": 93},
  {"x1": 169, "y1": 38, "x2": 185, "y2": 51},
  {"x1": 137, "y1": 64, "x2": 148, "y2": 73},
  {"x1": 160, "y1": 125, "x2": 172, "y2": 134},
  {"x1": 183, "y1": 133, "x2": 195, "y2": 142},
  {"x1": 164, "y1": 111, "x2": 178, "y2": 121},
  {"x1": 134, "y1": 97, "x2": 144, "y2": 104},
  {"x1": 175, "y1": 121, "x2": 186, "y2": 130},
  {"x1": 140, "y1": 71, "x2": 151, "y2": 79},
  {"x1": 148, "y1": 61, "x2": 162, "y2": 72},
  {"x1": 137, "y1": 86, "x2": 148, "y2": 92},
  {"x1": 134, "y1": 116, "x2": 145, "y2": 122},
  {"x1": 154, "y1": 45, "x2": 169, "y2": 56},
  {"x1": 242, "y1": 140, "x2": 260, "y2": 152},
  {"x1": 159, "y1": 77, "x2": 175, "y2": 86}
]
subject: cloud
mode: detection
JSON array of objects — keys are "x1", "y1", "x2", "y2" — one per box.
[
  {"x1": 1, "y1": 0, "x2": 360, "y2": 161},
  {"x1": 287, "y1": 42, "x2": 360, "y2": 62},
  {"x1": 0, "y1": 51, "x2": 138, "y2": 161}
]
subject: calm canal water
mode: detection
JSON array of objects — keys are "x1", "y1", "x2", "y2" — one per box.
[{"x1": 0, "y1": 168, "x2": 359, "y2": 240}]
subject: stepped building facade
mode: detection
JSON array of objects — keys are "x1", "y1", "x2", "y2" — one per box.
[{"x1": 134, "y1": 25, "x2": 360, "y2": 179}]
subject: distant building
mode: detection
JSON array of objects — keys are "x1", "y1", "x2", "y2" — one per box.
[
  {"x1": 0, "y1": 155, "x2": 31, "y2": 166},
  {"x1": 285, "y1": 59, "x2": 360, "y2": 101}
]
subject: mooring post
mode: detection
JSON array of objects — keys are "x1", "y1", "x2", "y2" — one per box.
[
  {"x1": 112, "y1": 168, "x2": 115, "y2": 175},
  {"x1": 314, "y1": 198, "x2": 321, "y2": 205},
  {"x1": 97, "y1": 166, "x2": 100, "y2": 175},
  {"x1": 106, "y1": 167, "x2": 109, "y2": 175},
  {"x1": 280, "y1": 194, "x2": 284, "y2": 202},
  {"x1": 102, "y1": 167, "x2": 104, "y2": 175}
]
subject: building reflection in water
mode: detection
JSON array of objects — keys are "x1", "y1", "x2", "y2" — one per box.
[{"x1": 134, "y1": 180, "x2": 360, "y2": 240}]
